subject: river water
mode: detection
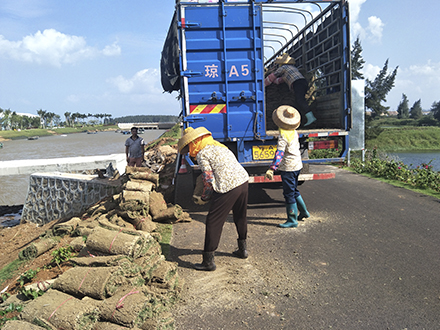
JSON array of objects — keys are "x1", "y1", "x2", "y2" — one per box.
[
  {"x1": 0, "y1": 130, "x2": 165, "y2": 206},
  {"x1": 387, "y1": 151, "x2": 440, "y2": 171}
]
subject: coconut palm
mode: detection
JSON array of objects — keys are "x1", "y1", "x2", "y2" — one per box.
[
  {"x1": 64, "y1": 112, "x2": 71, "y2": 127},
  {"x1": 3, "y1": 109, "x2": 12, "y2": 130},
  {"x1": 37, "y1": 109, "x2": 47, "y2": 128}
]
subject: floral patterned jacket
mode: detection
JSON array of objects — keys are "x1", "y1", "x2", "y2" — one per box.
[{"x1": 196, "y1": 145, "x2": 249, "y2": 200}]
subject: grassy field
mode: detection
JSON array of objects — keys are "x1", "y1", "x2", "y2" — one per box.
[
  {"x1": 0, "y1": 125, "x2": 118, "y2": 141},
  {"x1": 366, "y1": 126, "x2": 440, "y2": 151}
]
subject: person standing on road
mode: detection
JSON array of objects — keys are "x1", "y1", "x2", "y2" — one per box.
[
  {"x1": 178, "y1": 126, "x2": 250, "y2": 271},
  {"x1": 125, "y1": 127, "x2": 146, "y2": 167},
  {"x1": 265, "y1": 105, "x2": 311, "y2": 228},
  {"x1": 264, "y1": 53, "x2": 316, "y2": 127}
]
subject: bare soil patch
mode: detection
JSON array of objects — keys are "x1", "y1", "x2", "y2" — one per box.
[{"x1": 0, "y1": 221, "x2": 76, "y2": 295}]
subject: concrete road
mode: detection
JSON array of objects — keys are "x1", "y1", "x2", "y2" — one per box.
[{"x1": 171, "y1": 166, "x2": 440, "y2": 329}]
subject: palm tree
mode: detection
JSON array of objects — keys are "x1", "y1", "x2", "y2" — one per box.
[
  {"x1": 0, "y1": 108, "x2": 4, "y2": 130},
  {"x1": 37, "y1": 109, "x2": 47, "y2": 128},
  {"x1": 3, "y1": 109, "x2": 12, "y2": 130},
  {"x1": 64, "y1": 112, "x2": 71, "y2": 127},
  {"x1": 71, "y1": 112, "x2": 81, "y2": 126},
  {"x1": 80, "y1": 113, "x2": 88, "y2": 125},
  {"x1": 21, "y1": 115, "x2": 31, "y2": 129},
  {"x1": 53, "y1": 114, "x2": 61, "y2": 127},
  {"x1": 98, "y1": 113, "x2": 105, "y2": 124},
  {"x1": 46, "y1": 112, "x2": 56, "y2": 128},
  {"x1": 103, "y1": 113, "x2": 112, "y2": 124},
  {"x1": 10, "y1": 111, "x2": 20, "y2": 130}
]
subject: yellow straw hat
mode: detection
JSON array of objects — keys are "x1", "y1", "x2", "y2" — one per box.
[
  {"x1": 178, "y1": 126, "x2": 212, "y2": 153},
  {"x1": 274, "y1": 53, "x2": 296, "y2": 65},
  {"x1": 272, "y1": 105, "x2": 301, "y2": 130}
]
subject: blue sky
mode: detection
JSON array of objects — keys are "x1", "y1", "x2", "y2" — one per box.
[{"x1": 1, "y1": 0, "x2": 439, "y2": 120}]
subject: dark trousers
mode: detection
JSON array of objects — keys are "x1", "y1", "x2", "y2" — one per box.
[
  {"x1": 292, "y1": 79, "x2": 310, "y2": 117},
  {"x1": 204, "y1": 182, "x2": 249, "y2": 252},
  {"x1": 280, "y1": 170, "x2": 301, "y2": 204}
]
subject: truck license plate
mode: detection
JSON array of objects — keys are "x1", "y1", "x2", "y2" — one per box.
[{"x1": 252, "y1": 145, "x2": 276, "y2": 160}]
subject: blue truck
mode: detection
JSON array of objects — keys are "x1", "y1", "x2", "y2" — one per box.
[{"x1": 161, "y1": 0, "x2": 351, "y2": 202}]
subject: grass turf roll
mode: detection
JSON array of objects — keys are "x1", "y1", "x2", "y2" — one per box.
[
  {"x1": 52, "y1": 266, "x2": 124, "y2": 300},
  {"x1": 151, "y1": 205, "x2": 183, "y2": 223},
  {"x1": 86, "y1": 226, "x2": 148, "y2": 258},
  {"x1": 20, "y1": 289, "x2": 99, "y2": 330},
  {"x1": 99, "y1": 286, "x2": 172, "y2": 328},
  {"x1": 148, "y1": 192, "x2": 167, "y2": 218},
  {"x1": 2, "y1": 320, "x2": 48, "y2": 330},
  {"x1": 18, "y1": 238, "x2": 58, "y2": 261}
]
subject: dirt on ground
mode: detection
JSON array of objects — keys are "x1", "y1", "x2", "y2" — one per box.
[
  {"x1": 0, "y1": 136, "x2": 181, "y2": 300},
  {"x1": 0, "y1": 220, "x2": 77, "y2": 295},
  {"x1": 168, "y1": 205, "x2": 329, "y2": 330}
]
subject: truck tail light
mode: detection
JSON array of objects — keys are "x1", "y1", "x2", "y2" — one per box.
[{"x1": 308, "y1": 140, "x2": 338, "y2": 150}]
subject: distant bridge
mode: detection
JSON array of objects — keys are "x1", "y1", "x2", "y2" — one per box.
[{"x1": 117, "y1": 122, "x2": 177, "y2": 130}]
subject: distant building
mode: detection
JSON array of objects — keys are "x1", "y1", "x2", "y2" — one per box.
[
  {"x1": 387, "y1": 111, "x2": 398, "y2": 116},
  {"x1": 17, "y1": 113, "x2": 40, "y2": 118}
]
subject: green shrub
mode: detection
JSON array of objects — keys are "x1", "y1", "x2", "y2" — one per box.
[
  {"x1": 51, "y1": 246, "x2": 75, "y2": 267},
  {"x1": 0, "y1": 303, "x2": 24, "y2": 326},
  {"x1": 349, "y1": 148, "x2": 440, "y2": 192},
  {"x1": 17, "y1": 269, "x2": 39, "y2": 287}
]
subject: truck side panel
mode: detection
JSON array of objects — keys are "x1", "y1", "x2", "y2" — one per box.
[{"x1": 180, "y1": 3, "x2": 265, "y2": 142}]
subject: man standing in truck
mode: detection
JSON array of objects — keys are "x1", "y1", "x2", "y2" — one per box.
[{"x1": 264, "y1": 53, "x2": 317, "y2": 127}]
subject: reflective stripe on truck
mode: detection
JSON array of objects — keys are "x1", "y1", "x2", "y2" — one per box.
[
  {"x1": 248, "y1": 172, "x2": 335, "y2": 183},
  {"x1": 190, "y1": 104, "x2": 227, "y2": 114}
]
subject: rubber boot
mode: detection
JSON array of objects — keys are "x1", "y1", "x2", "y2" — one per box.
[
  {"x1": 296, "y1": 195, "x2": 310, "y2": 221},
  {"x1": 194, "y1": 251, "x2": 216, "y2": 271},
  {"x1": 278, "y1": 203, "x2": 298, "y2": 228},
  {"x1": 304, "y1": 111, "x2": 317, "y2": 127},
  {"x1": 232, "y1": 239, "x2": 248, "y2": 259}
]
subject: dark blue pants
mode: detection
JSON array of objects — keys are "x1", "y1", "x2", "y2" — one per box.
[
  {"x1": 292, "y1": 79, "x2": 310, "y2": 117},
  {"x1": 280, "y1": 170, "x2": 301, "y2": 204}
]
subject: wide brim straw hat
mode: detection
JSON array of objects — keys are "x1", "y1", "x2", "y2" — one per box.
[
  {"x1": 272, "y1": 105, "x2": 301, "y2": 130},
  {"x1": 274, "y1": 53, "x2": 296, "y2": 65},
  {"x1": 178, "y1": 126, "x2": 212, "y2": 153}
]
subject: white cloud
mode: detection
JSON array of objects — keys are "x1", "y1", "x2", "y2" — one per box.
[
  {"x1": 367, "y1": 16, "x2": 384, "y2": 43},
  {"x1": 0, "y1": 29, "x2": 120, "y2": 67},
  {"x1": 349, "y1": 0, "x2": 367, "y2": 38},
  {"x1": 385, "y1": 60, "x2": 440, "y2": 109},
  {"x1": 362, "y1": 63, "x2": 381, "y2": 80},
  {"x1": 102, "y1": 42, "x2": 121, "y2": 57},
  {"x1": 108, "y1": 69, "x2": 161, "y2": 94},
  {"x1": 409, "y1": 60, "x2": 440, "y2": 79},
  {"x1": 349, "y1": 0, "x2": 383, "y2": 43},
  {"x1": 349, "y1": 0, "x2": 367, "y2": 24},
  {"x1": 101, "y1": 69, "x2": 180, "y2": 114}
]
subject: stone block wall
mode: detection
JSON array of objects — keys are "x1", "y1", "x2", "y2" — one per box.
[{"x1": 21, "y1": 173, "x2": 120, "y2": 225}]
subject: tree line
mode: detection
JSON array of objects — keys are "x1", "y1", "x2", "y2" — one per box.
[
  {"x1": 113, "y1": 115, "x2": 178, "y2": 123},
  {"x1": 0, "y1": 108, "x2": 113, "y2": 130},
  {"x1": 351, "y1": 36, "x2": 440, "y2": 123},
  {"x1": 0, "y1": 108, "x2": 179, "y2": 131},
  {"x1": 0, "y1": 108, "x2": 40, "y2": 130}
]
